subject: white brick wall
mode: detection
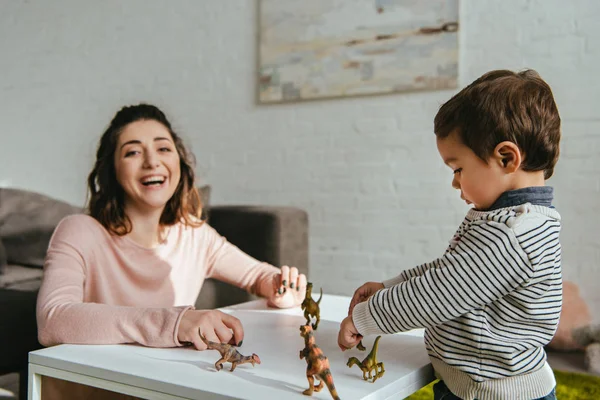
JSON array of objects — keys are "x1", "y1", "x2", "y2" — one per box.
[{"x1": 1, "y1": 1, "x2": 599, "y2": 313}]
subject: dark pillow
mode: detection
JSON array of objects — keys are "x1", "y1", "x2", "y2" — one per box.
[
  {"x1": 199, "y1": 185, "x2": 211, "y2": 221},
  {"x1": 0, "y1": 239, "x2": 6, "y2": 275},
  {"x1": 0, "y1": 186, "x2": 210, "y2": 269},
  {"x1": 0, "y1": 188, "x2": 83, "y2": 268}
]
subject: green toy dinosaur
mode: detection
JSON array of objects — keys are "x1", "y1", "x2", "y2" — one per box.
[
  {"x1": 346, "y1": 335, "x2": 385, "y2": 382},
  {"x1": 301, "y1": 282, "x2": 323, "y2": 330}
]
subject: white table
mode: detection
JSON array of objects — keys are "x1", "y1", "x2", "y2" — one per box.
[{"x1": 28, "y1": 294, "x2": 434, "y2": 399}]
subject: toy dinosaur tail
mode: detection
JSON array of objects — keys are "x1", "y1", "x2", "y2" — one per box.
[
  {"x1": 319, "y1": 369, "x2": 340, "y2": 400},
  {"x1": 317, "y1": 287, "x2": 323, "y2": 305},
  {"x1": 199, "y1": 333, "x2": 219, "y2": 348},
  {"x1": 199, "y1": 333, "x2": 209, "y2": 345},
  {"x1": 369, "y1": 335, "x2": 382, "y2": 358}
]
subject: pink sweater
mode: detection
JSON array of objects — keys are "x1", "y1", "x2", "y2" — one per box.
[{"x1": 37, "y1": 214, "x2": 279, "y2": 348}]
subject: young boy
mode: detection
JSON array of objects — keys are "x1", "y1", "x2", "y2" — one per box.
[{"x1": 338, "y1": 69, "x2": 562, "y2": 400}]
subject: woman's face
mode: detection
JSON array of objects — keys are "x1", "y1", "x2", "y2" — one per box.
[{"x1": 114, "y1": 119, "x2": 181, "y2": 215}]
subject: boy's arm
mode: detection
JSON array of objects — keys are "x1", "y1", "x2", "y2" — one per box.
[
  {"x1": 353, "y1": 221, "x2": 535, "y2": 336},
  {"x1": 383, "y1": 221, "x2": 467, "y2": 287},
  {"x1": 382, "y1": 260, "x2": 441, "y2": 287}
]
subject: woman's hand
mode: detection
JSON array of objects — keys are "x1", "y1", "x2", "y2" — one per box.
[
  {"x1": 338, "y1": 315, "x2": 362, "y2": 351},
  {"x1": 348, "y1": 281, "x2": 384, "y2": 316},
  {"x1": 267, "y1": 265, "x2": 307, "y2": 309},
  {"x1": 177, "y1": 309, "x2": 244, "y2": 350}
]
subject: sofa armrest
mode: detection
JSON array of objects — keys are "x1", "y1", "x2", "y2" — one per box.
[
  {"x1": 209, "y1": 206, "x2": 309, "y2": 276},
  {"x1": 195, "y1": 206, "x2": 309, "y2": 310}
]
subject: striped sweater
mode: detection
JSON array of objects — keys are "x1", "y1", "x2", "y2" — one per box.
[{"x1": 352, "y1": 200, "x2": 561, "y2": 400}]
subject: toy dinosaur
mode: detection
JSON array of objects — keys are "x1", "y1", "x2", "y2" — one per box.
[
  {"x1": 299, "y1": 325, "x2": 341, "y2": 400},
  {"x1": 200, "y1": 334, "x2": 261, "y2": 372},
  {"x1": 346, "y1": 335, "x2": 385, "y2": 382},
  {"x1": 301, "y1": 282, "x2": 323, "y2": 330}
]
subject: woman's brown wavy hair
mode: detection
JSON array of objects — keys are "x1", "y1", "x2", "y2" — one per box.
[{"x1": 87, "y1": 104, "x2": 203, "y2": 235}]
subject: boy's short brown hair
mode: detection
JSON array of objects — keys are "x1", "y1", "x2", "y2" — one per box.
[{"x1": 434, "y1": 69, "x2": 561, "y2": 179}]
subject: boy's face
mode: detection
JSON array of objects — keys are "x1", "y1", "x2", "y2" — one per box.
[{"x1": 436, "y1": 131, "x2": 507, "y2": 211}]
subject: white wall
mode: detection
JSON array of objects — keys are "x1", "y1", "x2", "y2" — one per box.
[{"x1": 1, "y1": 0, "x2": 599, "y2": 310}]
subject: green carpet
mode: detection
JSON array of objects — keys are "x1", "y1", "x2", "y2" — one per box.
[{"x1": 404, "y1": 370, "x2": 600, "y2": 400}]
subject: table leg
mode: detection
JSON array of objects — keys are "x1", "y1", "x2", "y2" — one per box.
[{"x1": 27, "y1": 365, "x2": 41, "y2": 400}]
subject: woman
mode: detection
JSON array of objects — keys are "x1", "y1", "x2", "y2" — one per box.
[{"x1": 36, "y1": 104, "x2": 306, "y2": 398}]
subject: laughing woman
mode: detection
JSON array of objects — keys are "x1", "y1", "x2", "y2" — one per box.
[{"x1": 36, "y1": 104, "x2": 306, "y2": 399}]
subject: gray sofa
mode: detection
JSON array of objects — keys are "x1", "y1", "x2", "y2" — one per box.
[{"x1": 0, "y1": 187, "x2": 309, "y2": 399}]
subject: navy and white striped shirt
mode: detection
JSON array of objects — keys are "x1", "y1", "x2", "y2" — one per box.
[{"x1": 353, "y1": 189, "x2": 561, "y2": 399}]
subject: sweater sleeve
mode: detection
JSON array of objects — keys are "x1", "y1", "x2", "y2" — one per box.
[
  {"x1": 202, "y1": 223, "x2": 279, "y2": 300},
  {"x1": 383, "y1": 220, "x2": 469, "y2": 287},
  {"x1": 353, "y1": 220, "x2": 533, "y2": 336},
  {"x1": 382, "y1": 261, "x2": 438, "y2": 287},
  {"x1": 36, "y1": 216, "x2": 192, "y2": 348}
]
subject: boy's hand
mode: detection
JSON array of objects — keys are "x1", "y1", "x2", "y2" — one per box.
[
  {"x1": 338, "y1": 315, "x2": 362, "y2": 351},
  {"x1": 267, "y1": 266, "x2": 307, "y2": 309},
  {"x1": 348, "y1": 281, "x2": 384, "y2": 315}
]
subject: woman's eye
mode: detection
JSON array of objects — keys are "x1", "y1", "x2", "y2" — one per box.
[
  {"x1": 124, "y1": 150, "x2": 139, "y2": 157},
  {"x1": 159, "y1": 147, "x2": 171, "y2": 152},
  {"x1": 453, "y1": 168, "x2": 462, "y2": 174}
]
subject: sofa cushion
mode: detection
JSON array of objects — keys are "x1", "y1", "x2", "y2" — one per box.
[
  {"x1": 0, "y1": 186, "x2": 210, "y2": 271},
  {"x1": 0, "y1": 188, "x2": 82, "y2": 269},
  {"x1": 0, "y1": 239, "x2": 6, "y2": 275},
  {"x1": 0, "y1": 264, "x2": 43, "y2": 291}
]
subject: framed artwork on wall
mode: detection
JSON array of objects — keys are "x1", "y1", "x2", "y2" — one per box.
[{"x1": 258, "y1": 0, "x2": 459, "y2": 104}]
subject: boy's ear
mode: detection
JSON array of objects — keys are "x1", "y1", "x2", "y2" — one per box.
[{"x1": 493, "y1": 141, "x2": 522, "y2": 173}]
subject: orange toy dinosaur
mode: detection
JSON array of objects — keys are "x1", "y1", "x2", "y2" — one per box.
[
  {"x1": 299, "y1": 325, "x2": 341, "y2": 400},
  {"x1": 200, "y1": 334, "x2": 261, "y2": 372}
]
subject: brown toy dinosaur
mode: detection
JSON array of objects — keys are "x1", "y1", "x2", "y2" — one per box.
[
  {"x1": 200, "y1": 334, "x2": 261, "y2": 372},
  {"x1": 301, "y1": 282, "x2": 323, "y2": 330},
  {"x1": 299, "y1": 325, "x2": 341, "y2": 400},
  {"x1": 346, "y1": 335, "x2": 385, "y2": 382}
]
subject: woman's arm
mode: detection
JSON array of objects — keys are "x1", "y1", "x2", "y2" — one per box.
[
  {"x1": 202, "y1": 223, "x2": 305, "y2": 308},
  {"x1": 36, "y1": 215, "x2": 191, "y2": 347}
]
